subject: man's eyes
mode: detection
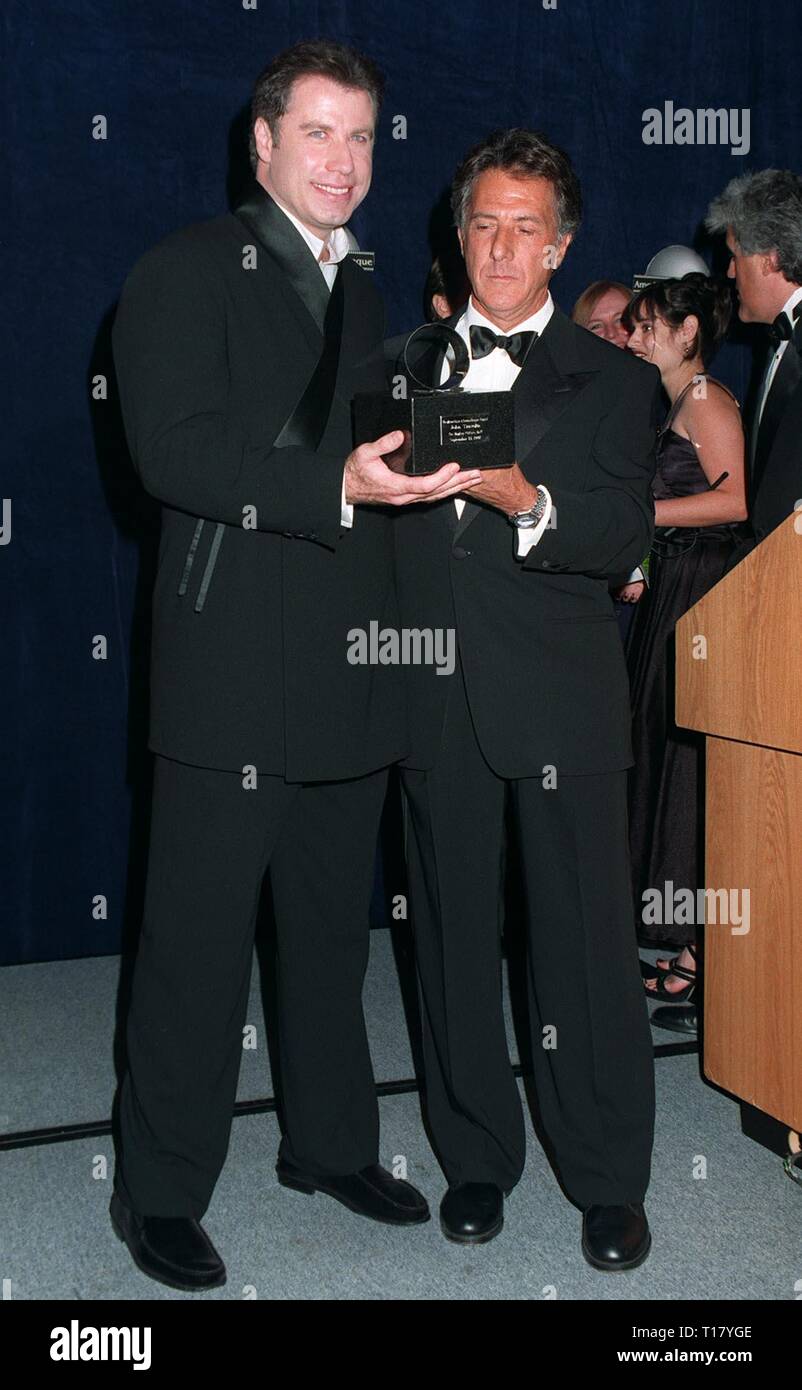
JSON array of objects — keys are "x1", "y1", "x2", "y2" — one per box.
[
  {"x1": 473, "y1": 223, "x2": 536, "y2": 233},
  {"x1": 307, "y1": 130, "x2": 371, "y2": 142}
]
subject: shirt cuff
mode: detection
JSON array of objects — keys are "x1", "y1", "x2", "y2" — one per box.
[
  {"x1": 341, "y1": 469, "x2": 354, "y2": 528},
  {"x1": 515, "y1": 485, "x2": 553, "y2": 557},
  {"x1": 627, "y1": 565, "x2": 646, "y2": 584}
]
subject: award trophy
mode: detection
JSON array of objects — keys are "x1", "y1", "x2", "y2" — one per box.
[{"x1": 352, "y1": 323, "x2": 517, "y2": 474}]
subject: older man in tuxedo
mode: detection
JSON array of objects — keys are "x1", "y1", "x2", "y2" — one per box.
[
  {"x1": 392, "y1": 129, "x2": 662, "y2": 1269},
  {"x1": 110, "y1": 39, "x2": 480, "y2": 1292},
  {"x1": 706, "y1": 169, "x2": 802, "y2": 558}
]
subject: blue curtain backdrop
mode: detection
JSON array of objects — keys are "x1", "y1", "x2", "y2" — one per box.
[{"x1": 3, "y1": 0, "x2": 800, "y2": 963}]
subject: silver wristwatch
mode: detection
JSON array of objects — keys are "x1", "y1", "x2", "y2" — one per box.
[{"x1": 509, "y1": 487, "x2": 548, "y2": 529}]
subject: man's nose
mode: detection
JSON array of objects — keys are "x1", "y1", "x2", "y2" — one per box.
[
  {"x1": 490, "y1": 229, "x2": 514, "y2": 260},
  {"x1": 325, "y1": 137, "x2": 355, "y2": 172}
]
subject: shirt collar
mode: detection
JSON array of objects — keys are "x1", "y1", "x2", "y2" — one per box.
[
  {"x1": 780, "y1": 284, "x2": 802, "y2": 322},
  {"x1": 460, "y1": 291, "x2": 555, "y2": 338},
  {"x1": 268, "y1": 192, "x2": 351, "y2": 267}
]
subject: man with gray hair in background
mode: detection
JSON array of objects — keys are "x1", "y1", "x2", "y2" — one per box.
[{"x1": 706, "y1": 169, "x2": 802, "y2": 561}]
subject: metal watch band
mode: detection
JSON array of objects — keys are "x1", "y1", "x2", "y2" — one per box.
[{"x1": 509, "y1": 487, "x2": 547, "y2": 529}]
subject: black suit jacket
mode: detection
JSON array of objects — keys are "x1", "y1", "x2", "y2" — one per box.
[
  {"x1": 113, "y1": 183, "x2": 406, "y2": 780},
  {"x1": 747, "y1": 335, "x2": 802, "y2": 548},
  {"x1": 392, "y1": 306, "x2": 661, "y2": 776}
]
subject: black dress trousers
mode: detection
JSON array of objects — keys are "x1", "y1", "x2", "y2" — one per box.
[
  {"x1": 401, "y1": 661, "x2": 655, "y2": 1209},
  {"x1": 115, "y1": 753, "x2": 388, "y2": 1220}
]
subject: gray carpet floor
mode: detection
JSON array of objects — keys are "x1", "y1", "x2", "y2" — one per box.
[{"x1": 1, "y1": 931, "x2": 799, "y2": 1300}]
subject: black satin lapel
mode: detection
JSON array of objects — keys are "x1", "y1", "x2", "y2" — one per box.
[
  {"x1": 512, "y1": 341, "x2": 597, "y2": 465},
  {"x1": 232, "y1": 183, "x2": 349, "y2": 451},
  {"x1": 752, "y1": 343, "x2": 802, "y2": 496},
  {"x1": 233, "y1": 181, "x2": 329, "y2": 338},
  {"x1": 453, "y1": 499, "x2": 481, "y2": 540},
  {"x1": 275, "y1": 264, "x2": 345, "y2": 450}
]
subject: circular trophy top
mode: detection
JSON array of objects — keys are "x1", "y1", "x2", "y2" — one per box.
[{"x1": 402, "y1": 322, "x2": 469, "y2": 393}]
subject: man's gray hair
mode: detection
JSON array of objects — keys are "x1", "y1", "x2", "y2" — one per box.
[
  {"x1": 705, "y1": 169, "x2": 802, "y2": 284},
  {"x1": 451, "y1": 128, "x2": 582, "y2": 242}
]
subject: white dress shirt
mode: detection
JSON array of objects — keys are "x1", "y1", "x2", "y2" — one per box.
[
  {"x1": 270, "y1": 194, "x2": 352, "y2": 287},
  {"x1": 268, "y1": 195, "x2": 354, "y2": 525},
  {"x1": 444, "y1": 295, "x2": 554, "y2": 556}
]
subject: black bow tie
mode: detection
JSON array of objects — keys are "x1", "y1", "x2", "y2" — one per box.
[
  {"x1": 469, "y1": 324, "x2": 537, "y2": 368},
  {"x1": 767, "y1": 303, "x2": 802, "y2": 350}
]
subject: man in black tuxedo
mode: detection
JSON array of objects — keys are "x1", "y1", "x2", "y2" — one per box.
[
  {"x1": 110, "y1": 40, "x2": 479, "y2": 1291},
  {"x1": 706, "y1": 169, "x2": 802, "y2": 559},
  {"x1": 392, "y1": 129, "x2": 661, "y2": 1269}
]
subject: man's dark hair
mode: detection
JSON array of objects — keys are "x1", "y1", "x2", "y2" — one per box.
[
  {"x1": 451, "y1": 128, "x2": 582, "y2": 242},
  {"x1": 249, "y1": 39, "x2": 384, "y2": 172}
]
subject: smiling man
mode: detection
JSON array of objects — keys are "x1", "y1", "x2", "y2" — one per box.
[
  {"x1": 392, "y1": 128, "x2": 662, "y2": 1269},
  {"x1": 109, "y1": 39, "x2": 477, "y2": 1293}
]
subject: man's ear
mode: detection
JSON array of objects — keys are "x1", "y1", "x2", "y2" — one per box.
[
  {"x1": 551, "y1": 231, "x2": 573, "y2": 269},
  {"x1": 762, "y1": 248, "x2": 780, "y2": 276},
  {"x1": 457, "y1": 225, "x2": 464, "y2": 257},
  {"x1": 253, "y1": 116, "x2": 274, "y2": 167}
]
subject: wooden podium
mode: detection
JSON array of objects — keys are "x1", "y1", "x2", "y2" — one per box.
[{"x1": 675, "y1": 513, "x2": 802, "y2": 1133}]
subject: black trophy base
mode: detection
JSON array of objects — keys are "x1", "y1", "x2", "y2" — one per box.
[{"x1": 353, "y1": 389, "x2": 515, "y2": 474}]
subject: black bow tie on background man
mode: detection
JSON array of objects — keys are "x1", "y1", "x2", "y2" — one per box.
[
  {"x1": 767, "y1": 301, "x2": 802, "y2": 349},
  {"x1": 469, "y1": 324, "x2": 537, "y2": 368}
]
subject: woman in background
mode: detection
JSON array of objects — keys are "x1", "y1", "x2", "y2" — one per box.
[
  {"x1": 572, "y1": 279, "x2": 632, "y2": 347},
  {"x1": 623, "y1": 274, "x2": 747, "y2": 1031}
]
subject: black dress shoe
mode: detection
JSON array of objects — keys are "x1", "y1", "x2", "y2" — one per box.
[
  {"x1": 110, "y1": 1191, "x2": 226, "y2": 1292},
  {"x1": 276, "y1": 1160, "x2": 430, "y2": 1225},
  {"x1": 651, "y1": 1003, "x2": 697, "y2": 1035},
  {"x1": 582, "y1": 1202, "x2": 651, "y2": 1271},
  {"x1": 440, "y1": 1183, "x2": 504, "y2": 1244}
]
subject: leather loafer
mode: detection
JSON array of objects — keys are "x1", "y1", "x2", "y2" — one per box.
[
  {"x1": 110, "y1": 1191, "x2": 226, "y2": 1291},
  {"x1": 276, "y1": 1160, "x2": 430, "y2": 1225},
  {"x1": 440, "y1": 1182, "x2": 504, "y2": 1244},
  {"x1": 582, "y1": 1201, "x2": 651, "y2": 1271}
]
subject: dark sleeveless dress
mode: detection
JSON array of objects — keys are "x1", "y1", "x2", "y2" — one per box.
[{"x1": 625, "y1": 378, "x2": 743, "y2": 947}]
